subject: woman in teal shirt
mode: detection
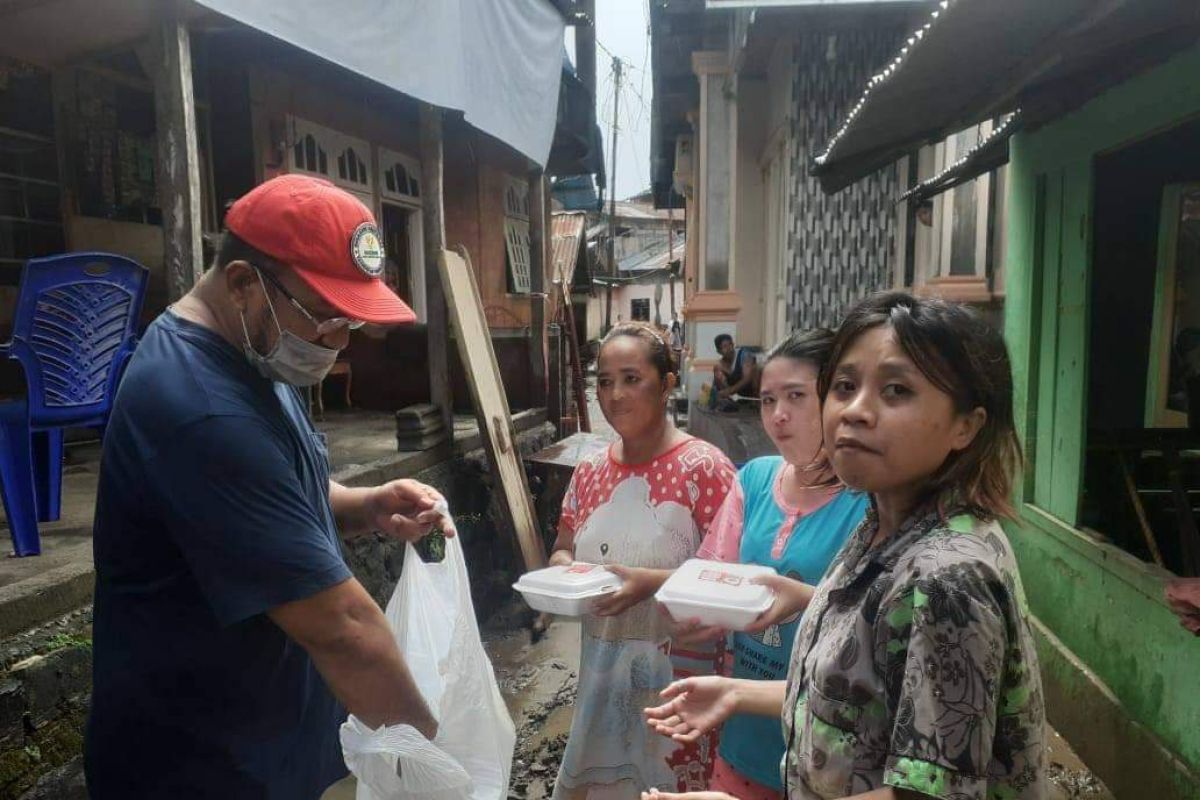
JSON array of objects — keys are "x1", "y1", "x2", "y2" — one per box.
[{"x1": 691, "y1": 330, "x2": 867, "y2": 799}]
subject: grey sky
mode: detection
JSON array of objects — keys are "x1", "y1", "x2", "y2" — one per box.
[{"x1": 568, "y1": 0, "x2": 653, "y2": 200}]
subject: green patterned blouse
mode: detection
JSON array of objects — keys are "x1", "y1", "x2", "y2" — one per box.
[{"x1": 781, "y1": 504, "x2": 1047, "y2": 800}]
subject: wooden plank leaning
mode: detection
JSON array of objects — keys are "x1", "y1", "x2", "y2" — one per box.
[{"x1": 439, "y1": 247, "x2": 546, "y2": 572}]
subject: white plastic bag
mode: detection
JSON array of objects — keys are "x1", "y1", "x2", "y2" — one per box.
[{"x1": 340, "y1": 533, "x2": 516, "y2": 799}]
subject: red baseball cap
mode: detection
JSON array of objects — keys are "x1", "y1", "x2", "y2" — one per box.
[{"x1": 224, "y1": 174, "x2": 416, "y2": 325}]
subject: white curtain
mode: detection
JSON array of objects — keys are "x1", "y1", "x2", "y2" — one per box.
[{"x1": 193, "y1": 0, "x2": 565, "y2": 166}]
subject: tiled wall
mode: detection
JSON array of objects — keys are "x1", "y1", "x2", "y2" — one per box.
[{"x1": 787, "y1": 28, "x2": 905, "y2": 329}]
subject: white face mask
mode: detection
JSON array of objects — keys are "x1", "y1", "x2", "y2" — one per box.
[{"x1": 241, "y1": 271, "x2": 339, "y2": 387}]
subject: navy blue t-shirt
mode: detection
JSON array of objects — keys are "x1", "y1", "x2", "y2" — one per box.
[{"x1": 86, "y1": 311, "x2": 352, "y2": 799}]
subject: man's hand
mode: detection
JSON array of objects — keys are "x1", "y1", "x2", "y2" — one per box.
[
  {"x1": 269, "y1": 578, "x2": 438, "y2": 738},
  {"x1": 366, "y1": 479, "x2": 456, "y2": 542},
  {"x1": 549, "y1": 549, "x2": 575, "y2": 567},
  {"x1": 716, "y1": 388, "x2": 732, "y2": 400},
  {"x1": 642, "y1": 792, "x2": 736, "y2": 800},
  {"x1": 744, "y1": 574, "x2": 813, "y2": 634},
  {"x1": 592, "y1": 565, "x2": 669, "y2": 616}
]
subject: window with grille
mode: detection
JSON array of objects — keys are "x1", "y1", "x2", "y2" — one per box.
[
  {"x1": 293, "y1": 132, "x2": 328, "y2": 176},
  {"x1": 0, "y1": 59, "x2": 63, "y2": 284},
  {"x1": 631, "y1": 298, "x2": 650, "y2": 321},
  {"x1": 503, "y1": 177, "x2": 531, "y2": 294},
  {"x1": 379, "y1": 148, "x2": 421, "y2": 204},
  {"x1": 288, "y1": 116, "x2": 372, "y2": 195},
  {"x1": 336, "y1": 146, "x2": 367, "y2": 188},
  {"x1": 72, "y1": 69, "x2": 161, "y2": 226}
]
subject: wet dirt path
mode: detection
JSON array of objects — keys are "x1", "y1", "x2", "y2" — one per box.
[
  {"x1": 484, "y1": 610, "x2": 580, "y2": 799},
  {"x1": 488, "y1": 614, "x2": 1114, "y2": 800}
]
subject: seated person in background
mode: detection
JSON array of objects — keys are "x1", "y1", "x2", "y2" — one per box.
[{"x1": 712, "y1": 334, "x2": 758, "y2": 408}]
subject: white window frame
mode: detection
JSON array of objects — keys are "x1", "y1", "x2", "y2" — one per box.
[
  {"x1": 761, "y1": 128, "x2": 790, "y2": 345},
  {"x1": 379, "y1": 147, "x2": 422, "y2": 205},
  {"x1": 287, "y1": 116, "x2": 372, "y2": 197},
  {"x1": 905, "y1": 122, "x2": 997, "y2": 303},
  {"x1": 936, "y1": 122, "x2": 992, "y2": 283},
  {"x1": 1146, "y1": 183, "x2": 1200, "y2": 428},
  {"x1": 503, "y1": 177, "x2": 532, "y2": 294},
  {"x1": 377, "y1": 147, "x2": 426, "y2": 318}
]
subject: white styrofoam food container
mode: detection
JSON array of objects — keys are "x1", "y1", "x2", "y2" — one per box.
[
  {"x1": 656, "y1": 559, "x2": 777, "y2": 630},
  {"x1": 513, "y1": 563, "x2": 623, "y2": 616}
]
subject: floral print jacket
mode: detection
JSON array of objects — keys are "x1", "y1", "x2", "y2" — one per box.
[{"x1": 781, "y1": 504, "x2": 1047, "y2": 800}]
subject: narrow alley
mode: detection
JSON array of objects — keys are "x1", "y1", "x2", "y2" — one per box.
[{"x1": 0, "y1": 1, "x2": 1198, "y2": 798}]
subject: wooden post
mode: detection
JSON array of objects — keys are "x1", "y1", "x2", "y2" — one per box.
[
  {"x1": 547, "y1": 323, "x2": 562, "y2": 435},
  {"x1": 153, "y1": 0, "x2": 204, "y2": 301},
  {"x1": 668, "y1": 204, "x2": 677, "y2": 318},
  {"x1": 605, "y1": 56, "x2": 622, "y2": 335},
  {"x1": 528, "y1": 169, "x2": 547, "y2": 410},
  {"x1": 419, "y1": 104, "x2": 453, "y2": 441},
  {"x1": 440, "y1": 250, "x2": 545, "y2": 571},
  {"x1": 561, "y1": 281, "x2": 591, "y2": 433}
]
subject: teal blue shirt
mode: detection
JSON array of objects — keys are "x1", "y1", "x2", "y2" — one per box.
[{"x1": 702, "y1": 456, "x2": 867, "y2": 789}]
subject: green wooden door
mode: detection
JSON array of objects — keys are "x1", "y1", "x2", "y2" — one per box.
[{"x1": 1029, "y1": 162, "x2": 1092, "y2": 526}]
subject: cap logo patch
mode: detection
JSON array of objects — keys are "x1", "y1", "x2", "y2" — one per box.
[{"x1": 351, "y1": 222, "x2": 385, "y2": 277}]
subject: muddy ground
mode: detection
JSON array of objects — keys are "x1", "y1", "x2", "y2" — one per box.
[
  {"x1": 487, "y1": 604, "x2": 1114, "y2": 800},
  {"x1": 483, "y1": 606, "x2": 579, "y2": 800},
  {"x1": 328, "y1": 600, "x2": 1114, "y2": 799}
]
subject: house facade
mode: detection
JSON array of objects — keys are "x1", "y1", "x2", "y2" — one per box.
[
  {"x1": 1002, "y1": 47, "x2": 1200, "y2": 799},
  {"x1": 649, "y1": 0, "x2": 930, "y2": 403},
  {"x1": 809, "y1": 2, "x2": 1200, "y2": 796},
  {"x1": 0, "y1": 1, "x2": 604, "y2": 794},
  {"x1": 0, "y1": 0, "x2": 601, "y2": 414}
]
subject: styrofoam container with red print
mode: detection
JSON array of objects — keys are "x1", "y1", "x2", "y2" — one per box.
[
  {"x1": 656, "y1": 559, "x2": 777, "y2": 630},
  {"x1": 513, "y1": 562, "x2": 624, "y2": 616}
]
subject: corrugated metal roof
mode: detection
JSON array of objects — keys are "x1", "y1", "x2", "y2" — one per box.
[
  {"x1": 619, "y1": 234, "x2": 686, "y2": 272},
  {"x1": 551, "y1": 212, "x2": 587, "y2": 284}
]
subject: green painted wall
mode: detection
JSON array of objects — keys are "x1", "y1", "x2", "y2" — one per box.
[{"x1": 1004, "y1": 43, "x2": 1200, "y2": 784}]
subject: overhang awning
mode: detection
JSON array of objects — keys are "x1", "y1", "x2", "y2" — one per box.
[
  {"x1": 553, "y1": 174, "x2": 601, "y2": 212},
  {"x1": 898, "y1": 112, "x2": 1020, "y2": 203},
  {"x1": 546, "y1": 53, "x2": 606, "y2": 180},
  {"x1": 812, "y1": 0, "x2": 1200, "y2": 194},
  {"x1": 0, "y1": 0, "x2": 567, "y2": 167},
  {"x1": 191, "y1": 0, "x2": 565, "y2": 167}
]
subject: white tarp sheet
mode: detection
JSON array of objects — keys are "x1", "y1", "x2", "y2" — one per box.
[{"x1": 192, "y1": 0, "x2": 565, "y2": 166}]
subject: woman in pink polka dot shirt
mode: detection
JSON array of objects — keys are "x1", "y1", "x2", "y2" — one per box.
[{"x1": 549, "y1": 323, "x2": 737, "y2": 799}]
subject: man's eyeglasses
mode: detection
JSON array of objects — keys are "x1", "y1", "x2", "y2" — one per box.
[{"x1": 255, "y1": 267, "x2": 365, "y2": 335}]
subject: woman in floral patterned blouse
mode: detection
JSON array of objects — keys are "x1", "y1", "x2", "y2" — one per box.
[
  {"x1": 642, "y1": 292, "x2": 1047, "y2": 800},
  {"x1": 551, "y1": 322, "x2": 736, "y2": 798}
]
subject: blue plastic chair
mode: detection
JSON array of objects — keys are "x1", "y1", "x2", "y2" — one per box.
[{"x1": 0, "y1": 253, "x2": 148, "y2": 556}]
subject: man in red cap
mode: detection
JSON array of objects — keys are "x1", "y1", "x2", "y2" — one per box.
[{"x1": 86, "y1": 175, "x2": 448, "y2": 798}]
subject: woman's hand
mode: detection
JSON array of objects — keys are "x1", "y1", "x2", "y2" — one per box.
[
  {"x1": 641, "y1": 792, "x2": 737, "y2": 800},
  {"x1": 643, "y1": 676, "x2": 739, "y2": 743},
  {"x1": 744, "y1": 574, "x2": 814, "y2": 634},
  {"x1": 593, "y1": 565, "x2": 668, "y2": 616},
  {"x1": 671, "y1": 618, "x2": 727, "y2": 647}
]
